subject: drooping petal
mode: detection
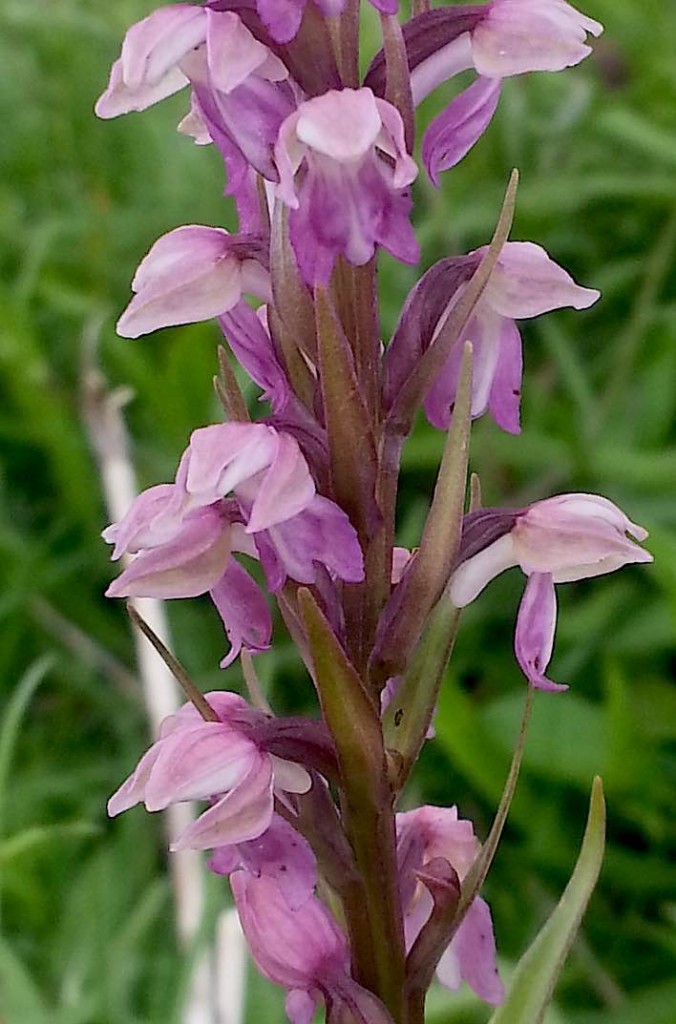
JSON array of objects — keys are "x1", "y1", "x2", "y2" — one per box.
[
  {"x1": 422, "y1": 77, "x2": 501, "y2": 185},
  {"x1": 210, "y1": 558, "x2": 273, "y2": 667},
  {"x1": 261, "y1": 495, "x2": 365, "y2": 589},
  {"x1": 220, "y1": 303, "x2": 293, "y2": 413},
  {"x1": 172, "y1": 754, "x2": 274, "y2": 849},
  {"x1": 230, "y1": 872, "x2": 348, "y2": 988},
  {"x1": 487, "y1": 317, "x2": 523, "y2": 434},
  {"x1": 514, "y1": 572, "x2": 567, "y2": 692},
  {"x1": 437, "y1": 896, "x2": 504, "y2": 1004}
]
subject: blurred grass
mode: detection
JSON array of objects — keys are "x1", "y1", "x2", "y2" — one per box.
[{"x1": 0, "y1": 0, "x2": 674, "y2": 1022}]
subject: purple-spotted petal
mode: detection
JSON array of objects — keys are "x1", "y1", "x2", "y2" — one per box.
[
  {"x1": 488, "y1": 317, "x2": 523, "y2": 434},
  {"x1": 438, "y1": 896, "x2": 504, "y2": 1004}
]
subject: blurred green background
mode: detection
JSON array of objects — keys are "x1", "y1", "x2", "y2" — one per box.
[{"x1": 1, "y1": 0, "x2": 674, "y2": 1021}]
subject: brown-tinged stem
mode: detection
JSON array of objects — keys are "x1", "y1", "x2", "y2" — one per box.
[
  {"x1": 338, "y1": 0, "x2": 360, "y2": 87},
  {"x1": 126, "y1": 604, "x2": 219, "y2": 722},
  {"x1": 215, "y1": 345, "x2": 250, "y2": 422}
]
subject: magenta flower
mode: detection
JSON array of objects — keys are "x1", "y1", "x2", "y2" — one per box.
[
  {"x1": 409, "y1": 0, "x2": 603, "y2": 107},
  {"x1": 385, "y1": 241, "x2": 599, "y2": 434},
  {"x1": 274, "y1": 87, "x2": 419, "y2": 283},
  {"x1": 231, "y1": 872, "x2": 395, "y2": 1024},
  {"x1": 116, "y1": 225, "x2": 271, "y2": 338},
  {"x1": 424, "y1": 242, "x2": 600, "y2": 433},
  {"x1": 108, "y1": 692, "x2": 311, "y2": 850},
  {"x1": 397, "y1": 806, "x2": 504, "y2": 1005},
  {"x1": 95, "y1": 6, "x2": 288, "y2": 119},
  {"x1": 364, "y1": 0, "x2": 602, "y2": 180},
  {"x1": 451, "y1": 494, "x2": 652, "y2": 688},
  {"x1": 104, "y1": 422, "x2": 363, "y2": 661}
]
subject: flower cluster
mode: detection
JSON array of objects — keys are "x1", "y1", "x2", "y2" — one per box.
[{"x1": 97, "y1": 2, "x2": 651, "y2": 1022}]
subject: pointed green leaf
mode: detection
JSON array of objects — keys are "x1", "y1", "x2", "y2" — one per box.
[
  {"x1": 382, "y1": 597, "x2": 461, "y2": 788},
  {"x1": 373, "y1": 342, "x2": 472, "y2": 679},
  {"x1": 488, "y1": 777, "x2": 606, "y2": 1024}
]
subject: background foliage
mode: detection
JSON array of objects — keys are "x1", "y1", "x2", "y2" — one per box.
[{"x1": 0, "y1": 0, "x2": 674, "y2": 1021}]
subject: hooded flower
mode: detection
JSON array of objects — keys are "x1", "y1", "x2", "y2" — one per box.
[
  {"x1": 108, "y1": 692, "x2": 311, "y2": 850},
  {"x1": 451, "y1": 494, "x2": 653, "y2": 689},
  {"x1": 104, "y1": 422, "x2": 363, "y2": 661},
  {"x1": 427, "y1": 242, "x2": 599, "y2": 433},
  {"x1": 384, "y1": 242, "x2": 599, "y2": 434},
  {"x1": 116, "y1": 226, "x2": 271, "y2": 338},
  {"x1": 274, "y1": 87, "x2": 419, "y2": 284},
  {"x1": 397, "y1": 806, "x2": 504, "y2": 1005},
  {"x1": 96, "y1": 7, "x2": 295, "y2": 184},
  {"x1": 366, "y1": 0, "x2": 602, "y2": 180}
]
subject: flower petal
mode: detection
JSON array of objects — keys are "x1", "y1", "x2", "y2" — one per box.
[{"x1": 172, "y1": 756, "x2": 274, "y2": 849}]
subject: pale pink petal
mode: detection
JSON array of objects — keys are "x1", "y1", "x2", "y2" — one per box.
[
  {"x1": 449, "y1": 532, "x2": 519, "y2": 606},
  {"x1": 246, "y1": 434, "x2": 316, "y2": 533},
  {"x1": 172, "y1": 756, "x2": 274, "y2": 849},
  {"x1": 105, "y1": 507, "x2": 232, "y2": 599},
  {"x1": 296, "y1": 89, "x2": 382, "y2": 162},
  {"x1": 184, "y1": 422, "x2": 278, "y2": 506},
  {"x1": 479, "y1": 242, "x2": 600, "y2": 319},
  {"x1": 144, "y1": 723, "x2": 258, "y2": 810},
  {"x1": 514, "y1": 572, "x2": 567, "y2": 692},
  {"x1": 447, "y1": 896, "x2": 505, "y2": 1004},
  {"x1": 102, "y1": 483, "x2": 180, "y2": 559},
  {"x1": 107, "y1": 743, "x2": 163, "y2": 817}
]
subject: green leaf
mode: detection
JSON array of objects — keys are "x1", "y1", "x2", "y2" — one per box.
[
  {"x1": 488, "y1": 777, "x2": 606, "y2": 1024},
  {"x1": 0, "y1": 937, "x2": 50, "y2": 1024}
]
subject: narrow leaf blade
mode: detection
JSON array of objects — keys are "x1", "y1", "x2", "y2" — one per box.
[{"x1": 488, "y1": 777, "x2": 606, "y2": 1024}]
